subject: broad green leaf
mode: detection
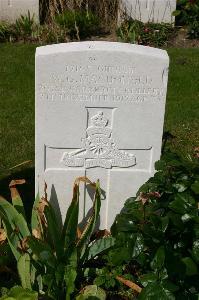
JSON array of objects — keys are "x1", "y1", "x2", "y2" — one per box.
[
  {"x1": 155, "y1": 160, "x2": 166, "y2": 171},
  {"x1": 138, "y1": 282, "x2": 175, "y2": 300},
  {"x1": 77, "y1": 180, "x2": 101, "y2": 250},
  {"x1": 173, "y1": 183, "x2": 187, "y2": 193},
  {"x1": 17, "y1": 253, "x2": 32, "y2": 290},
  {"x1": 182, "y1": 257, "x2": 198, "y2": 276},
  {"x1": 9, "y1": 180, "x2": 26, "y2": 218},
  {"x1": 65, "y1": 249, "x2": 77, "y2": 300},
  {"x1": 44, "y1": 204, "x2": 63, "y2": 259},
  {"x1": 0, "y1": 285, "x2": 38, "y2": 300},
  {"x1": 2, "y1": 218, "x2": 22, "y2": 261},
  {"x1": 139, "y1": 273, "x2": 158, "y2": 287},
  {"x1": 191, "y1": 181, "x2": 199, "y2": 194},
  {"x1": 27, "y1": 236, "x2": 56, "y2": 268},
  {"x1": 31, "y1": 193, "x2": 42, "y2": 234},
  {"x1": 151, "y1": 246, "x2": 165, "y2": 271},
  {"x1": 76, "y1": 285, "x2": 106, "y2": 300},
  {"x1": 0, "y1": 197, "x2": 30, "y2": 239},
  {"x1": 161, "y1": 216, "x2": 169, "y2": 232},
  {"x1": 169, "y1": 193, "x2": 194, "y2": 214},
  {"x1": 172, "y1": 10, "x2": 181, "y2": 16},
  {"x1": 87, "y1": 236, "x2": 115, "y2": 260},
  {"x1": 62, "y1": 182, "x2": 79, "y2": 250},
  {"x1": 192, "y1": 240, "x2": 199, "y2": 263},
  {"x1": 132, "y1": 234, "x2": 145, "y2": 258}
]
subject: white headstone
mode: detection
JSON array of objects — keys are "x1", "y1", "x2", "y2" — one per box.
[
  {"x1": 0, "y1": 0, "x2": 39, "y2": 23},
  {"x1": 121, "y1": 0, "x2": 176, "y2": 23},
  {"x1": 36, "y1": 42, "x2": 169, "y2": 229}
]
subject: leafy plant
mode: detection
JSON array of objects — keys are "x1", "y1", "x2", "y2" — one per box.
[
  {"x1": 173, "y1": 0, "x2": 199, "y2": 38},
  {"x1": 55, "y1": 10, "x2": 100, "y2": 40},
  {"x1": 0, "y1": 177, "x2": 114, "y2": 299},
  {"x1": 76, "y1": 285, "x2": 106, "y2": 300},
  {"x1": 0, "y1": 22, "x2": 14, "y2": 42},
  {"x1": 109, "y1": 151, "x2": 199, "y2": 299},
  {"x1": 0, "y1": 286, "x2": 37, "y2": 300},
  {"x1": 117, "y1": 19, "x2": 175, "y2": 47},
  {"x1": 15, "y1": 11, "x2": 36, "y2": 40}
]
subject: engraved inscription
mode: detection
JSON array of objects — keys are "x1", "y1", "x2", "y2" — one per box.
[
  {"x1": 39, "y1": 62, "x2": 165, "y2": 103},
  {"x1": 61, "y1": 111, "x2": 136, "y2": 169}
]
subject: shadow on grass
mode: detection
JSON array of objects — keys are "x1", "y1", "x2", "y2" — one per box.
[{"x1": 0, "y1": 167, "x2": 35, "y2": 221}]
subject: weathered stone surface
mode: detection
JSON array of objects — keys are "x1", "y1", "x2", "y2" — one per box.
[
  {"x1": 121, "y1": 0, "x2": 176, "y2": 23},
  {"x1": 0, "y1": 0, "x2": 39, "y2": 23},
  {"x1": 35, "y1": 41, "x2": 169, "y2": 228}
]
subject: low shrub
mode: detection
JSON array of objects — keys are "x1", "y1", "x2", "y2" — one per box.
[
  {"x1": 117, "y1": 19, "x2": 175, "y2": 47},
  {"x1": 0, "y1": 178, "x2": 114, "y2": 299},
  {"x1": 0, "y1": 22, "x2": 14, "y2": 42},
  {"x1": 14, "y1": 11, "x2": 37, "y2": 41},
  {"x1": 109, "y1": 151, "x2": 199, "y2": 299},
  {"x1": 173, "y1": 0, "x2": 199, "y2": 39},
  {"x1": 54, "y1": 10, "x2": 100, "y2": 40}
]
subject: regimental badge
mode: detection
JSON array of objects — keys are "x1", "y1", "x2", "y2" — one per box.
[{"x1": 61, "y1": 111, "x2": 136, "y2": 169}]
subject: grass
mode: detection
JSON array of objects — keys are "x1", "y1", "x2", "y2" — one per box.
[
  {"x1": 0, "y1": 44, "x2": 198, "y2": 188},
  {"x1": 165, "y1": 48, "x2": 199, "y2": 155}
]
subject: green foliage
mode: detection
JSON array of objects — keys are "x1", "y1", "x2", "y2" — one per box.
[
  {"x1": 117, "y1": 19, "x2": 175, "y2": 47},
  {"x1": 0, "y1": 22, "x2": 14, "y2": 42},
  {"x1": 55, "y1": 10, "x2": 100, "y2": 40},
  {"x1": 76, "y1": 285, "x2": 106, "y2": 300},
  {"x1": 15, "y1": 11, "x2": 36, "y2": 40},
  {"x1": 0, "y1": 177, "x2": 114, "y2": 299},
  {"x1": 109, "y1": 151, "x2": 199, "y2": 299},
  {"x1": 0, "y1": 286, "x2": 38, "y2": 300},
  {"x1": 173, "y1": 0, "x2": 199, "y2": 38}
]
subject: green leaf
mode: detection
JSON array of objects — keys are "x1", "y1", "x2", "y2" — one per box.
[
  {"x1": 169, "y1": 193, "x2": 194, "y2": 214},
  {"x1": 0, "y1": 285, "x2": 38, "y2": 300},
  {"x1": 65, "y1": 249, "x2": 77, "y2": 300},
  {"x1": 76, "y1": 285, "x2": 106, "y2": 300},
  {"x1": 192, "y1": 240, "x2": 199, "y2": 263},
  {"x1": 17, "y1": 253, "x2": 32, "y2": 290},
  {"x1": 9, "y1": 180, "x2": 26, "y2": 218},
  {"x1": 161, "y1": 216, "x2": 169, "y2": 232},
  {"x1": 62, "y1": 183, "x2": 79, "y2": 250},
  {"x1": 0, "y1": 197, "x2": 30, "y2": 238},
  {"x1": 139, "y1": 273, "x2": 158, "y2": 287},
  {"x1": 27, "y1": 236, "x2": 56, "y2": 268},
  {"x1": 44, "y1": 204, "x2": 63, "y2": 259},
  {"x1": 138, "y1": 282, "x2": 175, "y2": 300},
  {"x1": 173, "y1": 183, "x2": 187, "y2": 193},
  {"x1": 151, "y1": 246, "x2": 165, "y2": 271},
  {"x1": 155, "y1": 160, "x2": 166, "y2": 171},
  {"x1": 2, "y1": 218, "x2": 21, "y2": 260},
  {"x1": 77, "y1": 181, "x2": 101, "y2": 250},
  {"x1": 31, "y1": 193, "x2": 42, "y2": 234},
  {"x1": 182, "y1": 257, "x2": 198, "y2": 276},
  {"x1": 87, "y1": 236, "x2": 115, "y2": 260},
  {"x1": 191, "y1": 181, "x2": 199, "y2": 194},
  {"x1": 172, "y1": 10, "x2": 181, "y2": 16}
]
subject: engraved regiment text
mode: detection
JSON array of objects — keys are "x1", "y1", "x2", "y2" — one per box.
[{"x1": 39, "y1": 63, "x2": 164, "y2": 103}]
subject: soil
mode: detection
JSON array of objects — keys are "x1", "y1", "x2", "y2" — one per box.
[{"x1": 167, "y1": 27, "x2": 199, "y2": 48}]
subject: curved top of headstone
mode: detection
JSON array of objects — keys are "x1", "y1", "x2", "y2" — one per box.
[{"x1": 36, "y1": 41, "x2": 169, "y2": 61}]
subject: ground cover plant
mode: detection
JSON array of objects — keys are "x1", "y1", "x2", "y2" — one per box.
[
  {"x1": 0, "y1": 150, "x2": 199, "y2": 299},
  {"x1": 117, "y1": 20, "x2": 175, "y2": 47}
]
